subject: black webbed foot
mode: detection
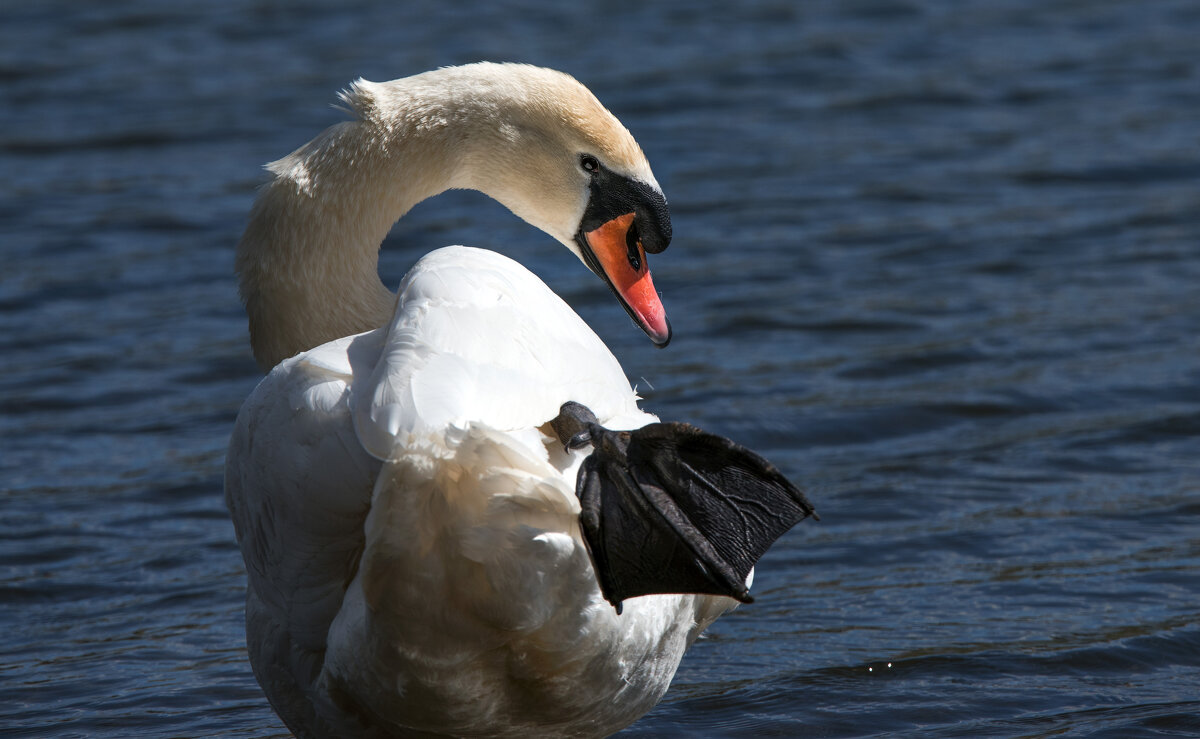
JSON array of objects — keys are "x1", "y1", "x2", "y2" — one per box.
[{"x1": 551, "y1": 401, "x2": 817, "y2": 614}]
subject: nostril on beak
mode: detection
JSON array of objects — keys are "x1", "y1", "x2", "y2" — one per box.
[{"x1": 625, "y1": 222, "x2": 642, "y2": 271}]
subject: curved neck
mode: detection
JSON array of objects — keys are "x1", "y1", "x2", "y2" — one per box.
[
  {"x1": 236, "y1": 95, "x2": 466, "y2": 370},
  {"x1": 234, "y1": 65, "x2": 633, "y2": 370}
]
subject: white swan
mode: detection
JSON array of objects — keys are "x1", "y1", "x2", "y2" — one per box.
[{"x1": 225, "y1": 63, "x2": 807, "y2": 738}]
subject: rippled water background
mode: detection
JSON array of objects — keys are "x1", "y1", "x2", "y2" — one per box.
[{"x1": 3, "y1": 1, "x2": 1199, "y2": 736}]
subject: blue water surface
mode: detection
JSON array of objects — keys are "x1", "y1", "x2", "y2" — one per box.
[{"x1": 2, "y1": 1, "x2": 1199, "y2": 736}]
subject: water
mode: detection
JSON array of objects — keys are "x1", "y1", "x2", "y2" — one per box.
[{"x1": 2, "y1": 1, "x2": 1198, "y2": 736}]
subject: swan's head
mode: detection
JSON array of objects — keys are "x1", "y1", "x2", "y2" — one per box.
[{"x1": 426, "y1": 63, "x2": 675, "y2": 346}]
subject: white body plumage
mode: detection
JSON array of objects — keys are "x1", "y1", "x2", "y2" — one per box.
[{"x1": 225, "y1": 64, "x2": 736, "y2": 738}]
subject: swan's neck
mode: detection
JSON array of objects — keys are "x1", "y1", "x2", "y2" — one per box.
[{"x1": 236, "y1": 86, "x2": 469, "y2": 370}]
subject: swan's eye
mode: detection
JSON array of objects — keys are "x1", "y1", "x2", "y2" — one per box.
[{"x1": 580, "y1": 155, "x2": 600, "y2": 175}]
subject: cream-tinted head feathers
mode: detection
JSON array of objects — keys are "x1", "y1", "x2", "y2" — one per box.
[{"x1": 341, "y1": 63, "x2": 661, "y2": 251}]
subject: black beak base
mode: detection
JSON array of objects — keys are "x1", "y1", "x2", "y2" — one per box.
[
  {"x1": 551, "y1": 401, "x2": 817, "y2": 614},
  {"x1": 576, "y1": 165, "x2": 671, "y2": 255}
]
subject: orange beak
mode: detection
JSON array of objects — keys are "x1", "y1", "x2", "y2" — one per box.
[{"x1": 582, "y1": 213, "x2": 671, "y2": 346}]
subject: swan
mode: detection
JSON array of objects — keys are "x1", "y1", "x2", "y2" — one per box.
[{"x1": 225, "y1": 63, "x2": 812, "y2": 738}]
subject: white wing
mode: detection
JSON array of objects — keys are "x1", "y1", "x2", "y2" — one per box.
[
  {"x1": 225, "y1": 327, "x2": 389, "y2": 732},
  {"x1": 351, "y1": 246, "x2": 647, "y2": 460}
]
